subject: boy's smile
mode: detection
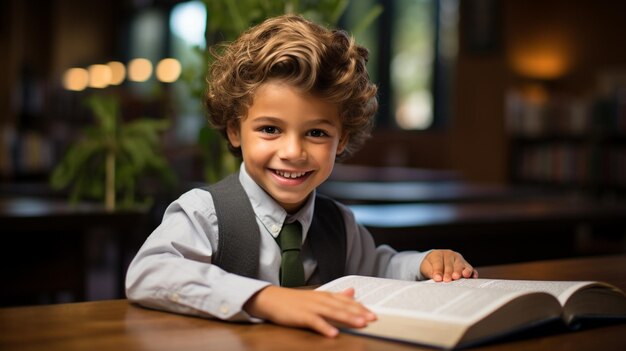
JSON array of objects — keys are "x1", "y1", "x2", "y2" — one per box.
[{"x1": 227, "y1": 80, "x2": 347, "y2": 213}]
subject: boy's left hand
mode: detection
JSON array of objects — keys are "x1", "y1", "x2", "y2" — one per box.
[{"x1": 420, "y1": 250, "x2": 478, "y2": 282}]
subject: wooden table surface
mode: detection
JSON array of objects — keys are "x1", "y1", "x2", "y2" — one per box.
[
  {"x1": 347, "y1": 198, "x2": 626, "y2": 266},
  {"x1": 0, "y1": 196, "x2": 148, "y2": 232},
  {"x1": 347, "y1": 197, "x2": 626, "y2": 229},
  {"x1": 318, "y1": 180, "x2": 549, "y2": 204},
  {"x1": 1, "y1": 255, "x2": 625, "y2": 351}
]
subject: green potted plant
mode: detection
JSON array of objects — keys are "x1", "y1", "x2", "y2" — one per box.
[{"x1": 51, "y1": 94, "x2": 176, "y2": 212}]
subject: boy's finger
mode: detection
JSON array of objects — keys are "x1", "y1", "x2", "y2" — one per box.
[
  {"x1": 460, "y1": 263, "x2": 475, "y2": 278},
  {"x1": 309, "y1": 315, "x2": 339, "y2": 337},
  {"x1": 442, "y1": 253, "x2": 455, "y2": 282},
  {"x1": 454, "y1": 257, "x2": 470, "y2": 279},
  {"x1": 339, "y1": 287, "x2": 355, "y2": 297},
  {"x1": 319, "y1": 292, "x2": 377, "y2": 323},
  {"x1": 315, "y1": 303, "x2": 372, "y2": 330},
  {"x1": 427, "y1": 253, "x2": 444, "y2": 281}
]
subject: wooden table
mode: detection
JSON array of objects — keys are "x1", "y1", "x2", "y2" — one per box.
[
  {"x1": 0, "y1": 196, "x2": 147, "y2": 233},
  {"x1": 318, "y1": 180, "x2": 549, "y2": 204},
  {"x1": 348, "y1": 197, "x2": 626, "y2": 265},
  {"x1": 1, "y1": 255, "x2": 625, "y2": 351},
  {"x1": 348, "y1": 196, "x2": 626, "y2": 229},
  {"x1": 319, "y1": 164, "x2": 555, "y2": 204}
]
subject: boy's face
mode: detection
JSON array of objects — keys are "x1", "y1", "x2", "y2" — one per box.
[{"x1": 227, "y1": 81, "x2": 347, "y2": 213}]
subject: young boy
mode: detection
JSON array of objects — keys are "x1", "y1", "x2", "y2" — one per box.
[{"x1": 126, "y1": 14, "x2": 477, "y2": 338}]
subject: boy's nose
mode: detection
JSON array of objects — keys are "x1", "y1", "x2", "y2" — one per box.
[{"x1": 279, "y1": 136, "x2": 306, "y2": 161}]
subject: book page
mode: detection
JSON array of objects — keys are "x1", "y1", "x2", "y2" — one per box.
[
  {"x1": 317, "y1": 275, "x2": 540, "y2": 323},
  {"x1": 439, "y1": 278, "x2": 595, "y2": 305}
]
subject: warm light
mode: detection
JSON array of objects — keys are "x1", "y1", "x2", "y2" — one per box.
[
  {"x1": 156, "y1": 58, "x2": 182, "y2": 83},
  {"x1": 128, "y1": 58, "x2": 153, "y2": 82},
  {"x1": 512, "y1": 51, "x2": 568, "y2": 80},
  {"x1": 88, "y1": 64, "x2": 112, "y2": 88},
  {"x1": 63, "y1": 68, "x2": 89, "y2": 91},
  {"x1": 107, "y1": 61, "x2": 126, "y2": 85},
  {"x1": 509, "y1": 35, "x2": 571, "y2": 80}
]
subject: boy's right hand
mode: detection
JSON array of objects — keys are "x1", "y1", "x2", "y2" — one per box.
[{"x1": 243, "y1": 285, "x2": 376, "y2": 337}]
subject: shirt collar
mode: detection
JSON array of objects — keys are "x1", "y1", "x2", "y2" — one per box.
[{"x1": 238, "y1": 163, "x2": 315, "y2": 242}]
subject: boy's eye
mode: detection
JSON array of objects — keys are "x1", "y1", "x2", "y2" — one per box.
[
  {"x1": 259, "y1": 126, "x2": 279, "y2": 134},
  {"x1": 308, "y1": 129, "x2": 328, "y2": 137}
]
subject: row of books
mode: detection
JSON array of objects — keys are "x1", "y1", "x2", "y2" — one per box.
[
  {"x1": 513, "y1": 144, "x2": 626, "y2": 188},
  {"x1": 505, "y1": 88, "x2": 626, "y2": 137}
]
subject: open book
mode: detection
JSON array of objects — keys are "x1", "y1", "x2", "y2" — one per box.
[{"x1": 316, "y1": 275, "x2": 626, "y2": 349}]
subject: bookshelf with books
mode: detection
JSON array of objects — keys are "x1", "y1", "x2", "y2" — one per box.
[{"x1": 506, "y1": 80, "x2": 626, "y2": 197}]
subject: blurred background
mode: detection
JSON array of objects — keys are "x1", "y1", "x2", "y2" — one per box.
[{"x1": 1, "y1": 0, "x2": 625, "y2": 307}]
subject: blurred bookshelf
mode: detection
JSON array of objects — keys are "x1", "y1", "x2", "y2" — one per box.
[{"x1": 505, "y1": 77, "x2": 626, "y2": 198}]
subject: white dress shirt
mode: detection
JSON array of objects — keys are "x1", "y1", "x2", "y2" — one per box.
[{"x1": 125, "y1": 164, "x2": 429, "y2": 321}]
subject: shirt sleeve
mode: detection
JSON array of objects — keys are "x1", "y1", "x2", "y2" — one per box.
[
  {"x1": 125, "y1": 189, "x2": 271, "y2": 322},
  {"x1": 338, "y1": 201, "x2": 431, "y2": 281}
]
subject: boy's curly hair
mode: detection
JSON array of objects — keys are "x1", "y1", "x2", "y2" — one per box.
[{"x1": 205, "y1": 14, "x2": 378, "y2": 160}]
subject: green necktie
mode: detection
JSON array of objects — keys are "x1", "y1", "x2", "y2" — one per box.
[{"x1": 278, "y1": 221, "x2": 305, "y2": 287}]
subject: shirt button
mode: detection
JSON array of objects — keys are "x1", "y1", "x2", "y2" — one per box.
[
  {"x1": 220, "y1": 303, "x2": 230, "y2": 315},
  {"x1": 270, "y1": 224, "x2": 280, "y2": 234}
]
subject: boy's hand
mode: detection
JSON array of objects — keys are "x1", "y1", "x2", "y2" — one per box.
[
  {"x1": 243, "y1": 285, "x2": 376, "y2": 337},
  {"x1": 420, "y1": 249, "x2": 478, "y2": 282}
]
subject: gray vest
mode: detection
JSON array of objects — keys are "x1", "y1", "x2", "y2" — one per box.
[{"x1": 202, "y1": 173, "x2": 347, "y2": 285}]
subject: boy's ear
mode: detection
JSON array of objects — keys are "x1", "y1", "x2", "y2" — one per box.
[
  {"x1": 226, "y1": 121, "x2": 241, "y2": 148},
  {"x1": 337, "y1": 132, "x2": 349, "y2": 155}
]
